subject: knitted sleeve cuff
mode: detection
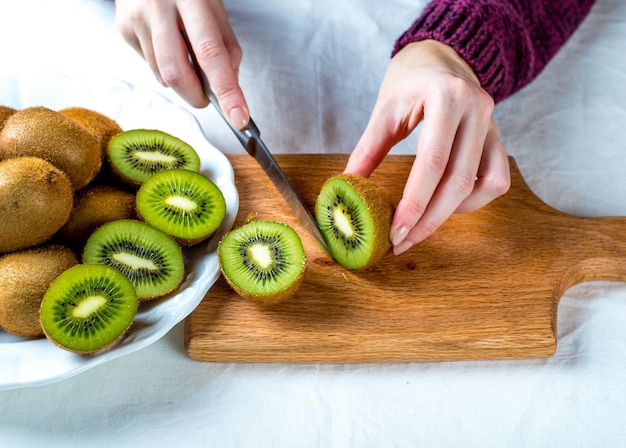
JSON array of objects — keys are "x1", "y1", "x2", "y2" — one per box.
[{"x1": 393, "y1": 0, "x2": 595, "y2": 103}]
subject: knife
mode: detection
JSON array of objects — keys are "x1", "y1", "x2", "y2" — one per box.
[{"x1": 185, "y1": 41, "x2": 329, "y2": 254}]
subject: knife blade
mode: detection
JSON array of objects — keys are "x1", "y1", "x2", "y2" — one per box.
[{"x1": 185, "y1": 41, "x2": 329, "y2": 253}]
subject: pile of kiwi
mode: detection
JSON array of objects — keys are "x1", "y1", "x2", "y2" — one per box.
[
  {"x1": 0, "y1": 105, "x2": 228, "y2": 354},
  {"x1": 0, "y1": 101, "x2": 397, "y2": 352}
]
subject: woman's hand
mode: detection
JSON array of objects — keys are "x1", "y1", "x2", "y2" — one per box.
[
  {"x1": 115, "y1": 0, "x2": 249, "y2": 129},
  {"x1": 345, "y1": 39, "x2": 511, "y2": 255}
]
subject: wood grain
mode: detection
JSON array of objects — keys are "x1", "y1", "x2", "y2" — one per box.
[{"x1": 184, "y1": 155, "x2": 626, "y2": 363}]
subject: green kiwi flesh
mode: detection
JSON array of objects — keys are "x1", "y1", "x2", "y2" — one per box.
[
  {"x1": 0, "y1": 245, "x2": 79, "y2": 338},
  {"x1": 315, "y1": 174, "x2": 393, "y2": 270},
  {"x1": 40, "y1": 263, "x2": 137, "y2": 354},
  {"x1": 107, "y1": 129, "x2": 200, "y2": 187},
  {"x1": 83, "y1": 219, "x2": 184, "y2": 300},
  {"x1": 218, "y1": 220, "x2": 306, "y2": 305},
  {"x1": 136, "y1": 168, "x2": 226, "y2": 246}
]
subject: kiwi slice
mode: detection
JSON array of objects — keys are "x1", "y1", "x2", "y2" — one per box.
[
  {"x1": 40, "y1": 263, "x2": 137, "y2": 354},
  {"x1": 315, "y1": 174, "x2": 393, "y2": 270},
  {"x1": 83, "y1": 219, "x2": 184, "y2": 300},
  {"x1": 0, "y1": 245, "x2": 79, "y2": 338},
  {"x1": 218, "y1": 220, "x2": 307, "y2": 305},
  {"x1": 136, "y1": 168, "x2": 226, "y2": 246},
  {"x1": 107, "y1": 129, "x2": 200, "y2": 187}
]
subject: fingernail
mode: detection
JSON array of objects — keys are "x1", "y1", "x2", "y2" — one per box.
[
  {"x1": 229, "y1": 106, "x2": 249, "y2": 130},
  {"x1": 393, "y1": 240, "x2": 414, "y2": 256},
  {"x1": 391, "y1": 226, "x2": 409, "y2": 246}
]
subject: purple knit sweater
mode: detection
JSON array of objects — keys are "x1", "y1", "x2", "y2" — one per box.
[{"x1": 394, "y1": 0, "x2": 596, "y2": 103}]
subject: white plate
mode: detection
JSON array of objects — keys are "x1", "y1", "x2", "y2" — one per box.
[{"x1": 0, "y1": 72, "x2": 239, "y2": 390}]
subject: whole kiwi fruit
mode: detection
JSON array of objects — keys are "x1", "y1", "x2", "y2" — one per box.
[
  {"x1": 0, "y1": 245, "x2": 79, "y2": 337},
  {"x1": 0, "y1": 157, "x2": 74, "y2": 253},
  {"x1": 315, "y1": 174, "x2": 394, "y2": 270},
  {"x1": 58, "y1": 184, "x2": 137, "y2": 247},
  {"x1": 59, "y1": 106, "x2": 123, "y2": 161},
  {"x1": 0, "y1": 105, "x2": 16, "y2": 131},
  {"x1": 218, "y1": 220, "x2": 307, "y2": 305},
  {"x1": 0, "y1": 106, "x2": 102, "y2": 190}
]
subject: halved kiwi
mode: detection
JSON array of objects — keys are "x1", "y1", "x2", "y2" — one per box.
[
  {"x1": 218, "y1": 220, "x2": 307, "y2": 305},
  {"x1": 107, "y1": 129, "x2": 200, "y2": 187},
  {"x1": 83, "y1": 219, "x2": 185, "y2": 300},
  {"x1": 315, "y1": 174, "x2": 393, "y2": 270},
  {"x1": 40, "y1": 263, "x2": 137, "y2": 354},
  {"x1": 136, "y1": 168, "x2": 226, "y2": 246}
]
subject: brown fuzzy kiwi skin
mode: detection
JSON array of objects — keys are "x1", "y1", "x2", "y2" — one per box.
[
  {"x1": 57, "y1": 184, "x2": 137, "y2": 248},
  {"x1": 223, "y1": 271, "x2": 305, "y2": 306},
  {"x1": 322, "y1": 174, "x2": 394, "y2": 270},
  {"x1": 0, "y1": 157, "x2": 74, "y2": 254},
  {"x1": 0, "y1": 245, "x2": 79, "y2": 337},
  {"x1": 0, "y1": 105, "x2": 16, "y2": 131},
  {"x1": 0, "y1": 106, "x2": 102, "y2": 190},
  {"x1": 59, "y1": 107, "x2": 123, "y2": 161}
]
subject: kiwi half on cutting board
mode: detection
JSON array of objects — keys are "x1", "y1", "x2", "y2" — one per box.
[
  {"x1": 218, "y1": 220, "x2": 307, "y2": 305},
  {"x1": 315, "y1": 174, "x2": 393, "y2": 270},
  {"x1": 136, "y1": 168, "x2": 226, "y2": 246},
  {"x1": 40, "y1": 263, "x2": 138, "y2": 355},
  {"x1": 107, "y1": 129, "x2": 200, "y2": 187},
  {"x1": 83, "y1": 219, "x2": 184, "y2": 300}
]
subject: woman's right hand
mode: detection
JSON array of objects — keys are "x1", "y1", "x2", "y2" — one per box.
[{"x1": 115, "y1": 0, "x2": 250, "y2": 129}]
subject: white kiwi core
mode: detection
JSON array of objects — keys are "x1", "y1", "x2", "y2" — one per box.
[
  {"x1": 135, "y1": 151, "x2": 177, "y2": 163},
  {"x1": 248, "y1": 243, "x2": 273, "y2": 269},
  {"x1": 165, "y1": 195, "x2": 197, "y2": 210},
  {"x1": 113, "y1": 253, "x2": 158, "y2": 270},
  {"x1": 333, "y1": 206, "x2": 354, "y2": 238},
  {"x1": 73, "y1": 296, "x2": 107, "y2": 318}
]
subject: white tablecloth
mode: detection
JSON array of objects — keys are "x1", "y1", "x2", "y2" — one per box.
[{"x1": 1, "y1": 0, "x2": 626, "y2": 446}]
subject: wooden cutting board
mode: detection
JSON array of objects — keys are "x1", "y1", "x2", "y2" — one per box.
[{"x1": 184, "y1": 154, "x2": 626, "y2": 363}]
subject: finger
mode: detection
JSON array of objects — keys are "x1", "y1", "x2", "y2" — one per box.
[
  {"x1": 345, "y1": 97, "x2": 425, "y2": 178},
  {"x1": 455, "y1": 121, "x2": 511, "y2": 213},
  {"x1": 115, "y1": 9, "x2": 162, "y2": 85},
  {"x1": 389, "y1": 97, "x2": 464, "y2": 247},
  {"x1": 209, "y1": 0, "x2": 243, "y2": 71},
  {"x1": 148, "y1": 5, "x2": 210, "y2": 108},
  {"x1": 181, "y1": 2, "x2": 249, "y2": 128}
]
